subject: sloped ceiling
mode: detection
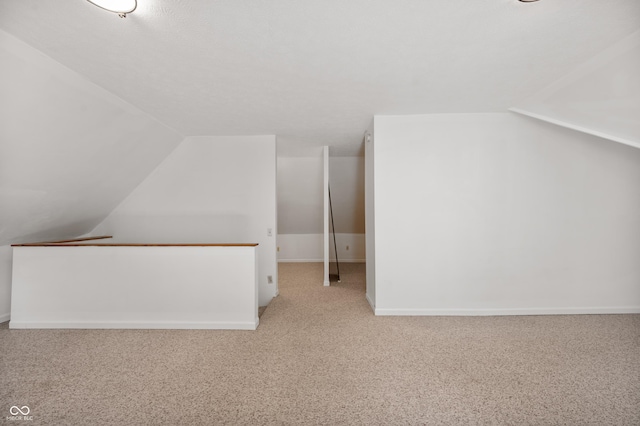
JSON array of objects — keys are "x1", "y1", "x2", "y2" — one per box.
[
  {"x1": 0, "y1": 30, "x2": 183, "y2": 245},
  {"x1": 0, "y1": 1, "x2": 638, "y2": 245},
  {"x1": 512, "y1": 30, "x2": 640, "y2": 149},
  {"x1": 1, "y1": 0, "x2": 638, "y2": 156}
]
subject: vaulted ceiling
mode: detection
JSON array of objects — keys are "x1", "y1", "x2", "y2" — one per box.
[{"x1": 1, "y1": 0, "x2": 638, "y2": 156}]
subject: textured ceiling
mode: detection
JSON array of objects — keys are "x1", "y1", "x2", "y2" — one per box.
[{"x1": 0, "y1": 0, "x2": 639, "y2": 156}]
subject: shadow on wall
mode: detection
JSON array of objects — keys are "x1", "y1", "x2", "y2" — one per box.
[{"x1": 92, "y1": 214, "x2": 253, "y2": 243}]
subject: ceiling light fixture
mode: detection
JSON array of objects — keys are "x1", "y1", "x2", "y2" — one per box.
[
  {"x1": 86, "y1": 0, "x2": 137, "y2": 18},
  {"x1": 518, "y1": 0, "x2": 540, "y2": 2}
]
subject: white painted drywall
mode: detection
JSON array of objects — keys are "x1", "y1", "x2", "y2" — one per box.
[
  {"x1": 11, "y1": 245, "x2": 258, "y2": 329},
  {"x1": 364, "y1": 125, "x2": 376, "y2": 310},
  {"x1": 0, "y1": 246, "x2": 11, "y2": 322},
  {"x1": 277, "y1": 156, "x2": 364, "y2": 235},
  {"x1": 0, "y1": 30, "x2": 183, "y2": 246},
  {"x1": 277, "y1": 233, "x2": 365, "y2": 263},
  {"x1": 512, "y1": 31, "x2": 640, "y2": 149},
  {"x1": 91, "y1": 136, "x2": 278, "y2": 307},
  {"x1": 277, "y1": 234, "x2": 324, "y2": 262},
  {"x1": 0, "y1": 30, "x2": 183, "y2": 319},
  {"x1": 277, "y1": 156, "x2": 323, "y2": 234},
  {"x1": 329, "y1": 234, "x2": 366, "y2": 263},
  {"x1": 373, "y1": 113, "x2": 640, "y2": 315},
  {"x1": 329, "y1": 157, "x2": 365, "y2": 234},
  {"x1": 277, "y1": 154, "x2": 365, "y2": 263}
]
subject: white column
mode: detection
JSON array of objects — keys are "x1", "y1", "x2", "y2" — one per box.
[{"x1": 323, "y1": 146, "x2": 330, "y2": 286}]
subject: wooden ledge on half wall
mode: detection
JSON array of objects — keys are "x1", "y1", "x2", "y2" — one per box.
[{"x1": 12, "y1": 236, "x2": 259, "y2": 247}]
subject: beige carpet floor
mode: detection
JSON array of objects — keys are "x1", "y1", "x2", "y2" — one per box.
[{"x1": 1, "y1": 262, "x2": 639, "y2": 425}]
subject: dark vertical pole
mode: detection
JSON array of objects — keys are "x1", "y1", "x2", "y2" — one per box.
[{"x1": 328, "y1": 184, "x2": 340, "y2": 281}]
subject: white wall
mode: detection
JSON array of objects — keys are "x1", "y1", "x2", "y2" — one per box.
[
  {"x1": 0, "y1": 29, "x2": 183, "y2": 246},
  {"x1": 92, "y1": 136, "x2": 278, "y2": 307},
  {"x1": 11, "y1": 245, "x2": 259, "y2": 329},
  {"x1": 277, "y1": 157, "x2": 323, "y2": 234},
  {"x1": 373, "y1": 113, "x2": 640, "y2": 315},
  {"x1": 0, "y1": 30, "x2": 183, "y2": 320},
  {"x1": 364, "y1": 125, "x2": 376, "y2": 309},
  {"x1": 276, "y1": 155, "x2": 365, "y2": 262},
  {"x1": 329, "y1": 233, "x2": 366, "y2": 263},
  {"x1": 277, "y1": 233, "x2": 365, "y2": 263},
  {"x1": 277, "y1": 234, "x2": 324, "y2": 262},
  {"x1": 329, "y1": 157, "x2": 365, "y2": 234},
  {"x1": 0, "y1": 246, "x2": 11, "y2": 322}
]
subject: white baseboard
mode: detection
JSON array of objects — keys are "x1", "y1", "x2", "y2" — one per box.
[
  {"x1": 0, "y1": 313, "x2": 10, "y2": 323},
  {"x1": 374, "y1": 306, "x2": 640, "y2": 316},
  {"x1": 365, "y1": 293, "x2": 375, "y2": 312},
  {"x1": 8, "y1": 320, "x2": 259, "y2": 330},
  {"x1": 278, "y1": 259, "x2": 365, "y2": 263}
]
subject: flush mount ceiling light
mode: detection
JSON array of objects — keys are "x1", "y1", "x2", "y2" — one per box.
[
  {"x1": 86, "y1": 0, "x2": 137, "y2": 18},
  {"x1": 519, "y1": 0, "x2": 540, "y2": 2}
]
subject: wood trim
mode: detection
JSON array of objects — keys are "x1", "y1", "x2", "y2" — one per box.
[
  {"x1": 12, "y1": 236, "x2": 113, "y2": 246},
  {"x1": 13, "y1": 243, "x2": 259, "y2": 247}
]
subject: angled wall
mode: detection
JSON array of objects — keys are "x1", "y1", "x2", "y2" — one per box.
[
  {"x1": 91, "y1": 135, "x2": 278, "y2": 307},
  {"x1": 0, "y1": 30, "x2": 183, "y2": 319},
  {"x1": 329, "y1": 157, "x2": 365, "y2": 235},
  {"x1": 512, "y1": 30, "x2": 640, "y2": 149},
  {"x1": 277, "y1": 156, "x2": 324, "y2": 236},
  {"x1": 372, "y1": 113, "x2": 640, "y2": 315}
]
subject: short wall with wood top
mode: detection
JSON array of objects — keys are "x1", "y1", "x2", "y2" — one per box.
[{"x1": 10, "y1": 242, "x2": 259, "y2": 330}]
